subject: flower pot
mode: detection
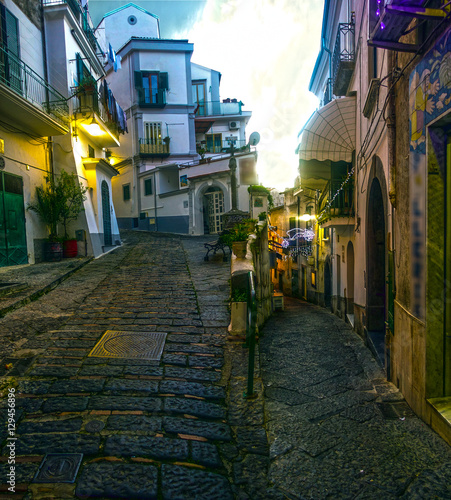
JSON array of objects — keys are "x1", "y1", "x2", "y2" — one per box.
[
  {"x1": 63, "y1": 239, "x2": 78, "y2": 258},
  {"x1": 44, "y1": 241, "x2": 63, "y2": 262},
  {"x1": 232, "y1": 241, "x2": 247, "y2": 259}
]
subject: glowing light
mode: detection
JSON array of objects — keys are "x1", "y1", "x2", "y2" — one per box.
[
  {"x1": 82, "y1": 119, "x2": 105, "y2": 137},
  {"x1": 381, "y1": 22, "x2": 385, "y2": 30}
]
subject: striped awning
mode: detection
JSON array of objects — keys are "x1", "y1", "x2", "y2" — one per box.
[{"x1": 298, "y1": 97, "x2": 356, "y2": 163}]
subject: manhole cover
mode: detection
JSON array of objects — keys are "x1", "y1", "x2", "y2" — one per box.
[
  {"x1": 85, "y1": 420, "x2": 105, "y2": 433},
  {"x1": 88, "y1": 331, "x2": 167, "y2": 360},
  {"x1": 376, "y1": 401, "x2": 415, "y2": 419},
  {"x1": 34, "y1": 453, "x2": 83, "y2": 483}
]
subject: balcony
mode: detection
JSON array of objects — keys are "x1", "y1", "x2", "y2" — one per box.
[
  {"x1": 322, "y1": 78, "x2": 333, "y2": 106},
  {"x1": 317, "y1": 179, "x2": 355, "y2": 233},
  {"x1": 43, "y1": 0, "x2": 102, "y2": 54},
  {"x1": 332, "y1": 22, "x2": 356, "y2": 96},
  {"x1": 0, "y1": 46, "x2": 69, "y2": 136},
  {"x1": 195, "y1": 100, "x2": 242, "y2": 117},
  {"x1": 139, "y1": 139, "x2": 170, "y2": 158},
  {"x1": 197, "y1": 140, "x2": 249, "y2": 155},
  {"x1": 71, "y1": 87, "x2": 121, "y2": 148}
]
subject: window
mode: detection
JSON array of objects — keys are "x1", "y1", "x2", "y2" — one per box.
[
  {"x1": 192, "y1": 81, "x2": 206, "y2": 116},
  {"x1": 289, "y1": 217, "x2": 296, "y2": 230},
  {"x1": 135, "y1": 71, "x2": 168, "y2": 106},
  {"x1": 123, "y1": 184, "x2": 130, "y2": 201},
  {"x1": 144, "y1": 178, "x2": 153, "y2": 196},
  {"x1": 144, "y1": 122, "x2": 162, "y2": 146},
  {"x1": 88, "y1": 145, "x2": 95, "y2": 158},
  {"x1": 205, "y1": 134, "x2": 222, "y2": 153},
  {"x1": 0, "y1": 5, "x2": 21, "y2": 93}
]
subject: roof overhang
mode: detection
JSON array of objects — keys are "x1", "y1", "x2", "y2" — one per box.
[
  {"x1": 83, "y1": 158, "x2": 119, "y2": 178},
  {"x1": 298, "y1": 96, "x2": 356, "y2": 163}
]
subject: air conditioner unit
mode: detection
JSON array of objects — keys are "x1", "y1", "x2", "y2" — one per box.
[{"x1": 229, "y1": 121, "x2": 240, "y2": 130}]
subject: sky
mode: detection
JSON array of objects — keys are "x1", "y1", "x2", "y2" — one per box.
[{"x1": 90, "y1": 0, "x2": 324, "y2": 190}]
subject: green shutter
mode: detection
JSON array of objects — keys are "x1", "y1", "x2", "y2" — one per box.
[
  {"x1": 159, "y1": 72, "x2": 168, "y2": 90},
  {"x1": 76, "y1": 53, "x2": 84, "y2": 85},
  {"x1": 4, "y1": 9, "x2": 19, "y2": 57},
  {"x1": 134, "y1": 71, "x2": 143, "y2": 88},
  {"x1": 144, "y1": 178, "x2": 153, "y2": 196}
]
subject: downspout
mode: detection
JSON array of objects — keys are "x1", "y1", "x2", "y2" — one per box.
[{"x1": 154, "y1": 171, "x2": 158, "y2": 231}]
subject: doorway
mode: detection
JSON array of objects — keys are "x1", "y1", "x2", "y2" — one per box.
[
  {"x1": 367, "y1": 177, "x2": 386, "y2": 332},
  {"x1": 324, "y1": 260, "x2": 331, "y2": 308},
  {"x1": 101, "y1": 180, "x2": 112, "y2": 246},
  {"x1": 203, "y1": 187, "x2": 224, "y2": 235},
  {"x1": 347, "y1": 241, "x2": 355, "y2": 316}
]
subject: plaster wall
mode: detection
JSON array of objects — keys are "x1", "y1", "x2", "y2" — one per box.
[
  {"x1": 191, "y1": 63, "x2": 221, "y2": 102},
  {"x1": 112, "y1": 165, "x2": 137, "y2": 219}
]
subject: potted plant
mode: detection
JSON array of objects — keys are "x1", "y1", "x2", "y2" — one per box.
[
  {"x1": 228, "y1": 288, "x2": 248, "y2": 336},
  {"x1": 57, "y1": 170, "x2": 87, "y2": 258},
  {"x1": 78, "y1": 75, "x2": 97, "y2": 92},
  {"x1": 223, "y1": 221, "x2": 254, "y2": 259},
  {"x1": 27, "y1": 177, "x2": 64, "y2": 261}
]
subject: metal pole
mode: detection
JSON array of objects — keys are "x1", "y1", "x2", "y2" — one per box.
[{"x1": 244, "y1": 271, "x2": 257, "y2": 399}]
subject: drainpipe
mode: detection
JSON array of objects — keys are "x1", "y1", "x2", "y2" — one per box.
[
  {"x1": 322, "y1": 40, "x2": 333, "y2": 97},
  {"x1": 154, "y1": 171, "x2": 158, "y2": 231}
]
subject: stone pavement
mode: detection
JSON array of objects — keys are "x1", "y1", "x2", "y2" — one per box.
[
  {"x1": 259, "y1": 298, "x2": 451, "y2": 499},
  {"x1": 0, "y1": 231, "x2": 449, "y2": 499}
]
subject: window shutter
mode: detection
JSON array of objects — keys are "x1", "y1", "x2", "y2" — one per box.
[
  {"x1": 4, "y1": 9, "x2": 19, "y2": 57},
  {"x1": 76, "y1": 53, "x2": 84, "y2": 85},
  {"x1": 159, "y1": 72, "x2": 168, "y2": 90},
  {"x1": 134, "y1": 71, "x2": 143, "y2": 88}
]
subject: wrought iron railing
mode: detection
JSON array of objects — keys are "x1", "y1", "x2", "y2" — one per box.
[
  {"x1": 43, "y1": 0, "x2": 102, "y2": 54},
  {"x1": 317, "y1": 179, "x2": 354, "y2": 223},
  {"x1": 139, "y1": 139, "x2": 170, "y2": 155},
  {"x1": 323, "y1": 78, "x2": 333, "y2": 106},
  {"x1": 198, "y1": 140, "x2": 249, "y2": 155},
  {"x1": 0, "y1": 46, "x2": 69, "y2": 127},
  {"x1": 195, "y1": 100, "x2": 242, "y2": 117},
  {"x1": 332, "y1": 22, "x2": 355, "y2": 94}
]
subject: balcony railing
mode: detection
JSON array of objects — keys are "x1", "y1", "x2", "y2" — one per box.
[
  {"x1": 197, "y1": 140, "x2": 249, "y2": 155},
  {"x1": 318, "y1": 179, "x2": 354, "y2": 223},
  {"x1": 139, "y1": 139, "x2": 170, "y2": 156},
  {"x1": 0, "y1": 46, "x2": 69, "y2": 127},
  {"x1": 195, "y1": 100, "x2": 242, "y2": 117},
  {"x1": 332, "y1": 22, "x2": 355, "y2": 96},
  {"x1": 323, "y1": 78, "x2": 333, "y2": 106},
  {"x1": 43, "y1": 0, "x2": 102, "y2": 54},
  {"x1": 137, "y1": 89, "x2": 167, "y2": 108}
]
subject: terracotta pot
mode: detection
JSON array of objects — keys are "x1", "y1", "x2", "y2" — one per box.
[
  {"x1": 232, "y1": 241, "x2": 247, "y2": 259},
  {"x1": 63, "y1": 239, "x2": 78, "y2": 258}
]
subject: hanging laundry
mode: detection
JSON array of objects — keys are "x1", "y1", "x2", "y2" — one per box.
[
  {"x1": 81, "y1": 0, "x2": 88, "y2": 8},
  {"x1": 108, "y1": 43, "x2": 116, "y2": 65},
  {"x1": 113, "y1": 55, "x2": 122, "y2": 72}
]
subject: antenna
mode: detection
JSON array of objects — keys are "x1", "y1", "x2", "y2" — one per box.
[{"x1": 248, "y1": 131, "x2": 260, "y2": 147}]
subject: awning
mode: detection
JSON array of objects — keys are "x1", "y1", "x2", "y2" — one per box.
[{"x1": 298, "y1": 97, "x2": 356, "y2": 163}]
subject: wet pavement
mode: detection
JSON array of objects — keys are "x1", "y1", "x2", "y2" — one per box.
[{"x1": 0, "y1": 230, "x2": 449, "y2": 499}]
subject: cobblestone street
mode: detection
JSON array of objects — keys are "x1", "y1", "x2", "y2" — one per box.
[{"x1": 0, "y1": 231, "x2": 449, "y2": 499}]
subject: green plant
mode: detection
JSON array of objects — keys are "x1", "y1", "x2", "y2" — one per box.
[
  {"x1": 78, "y1": 75, "x2": 97, "y2": 90},
  {"x1": 222, "y1": 220, "x2": 255, "y2": 247},
  {"x1": 248, "y1": 185, "x2": 274, "y2": 209},
  {"x1": 27, "y1": 170, "x2": 87, "y2": 241},
  {"x1": 231, "y1": 288, "x2": 248, "y2": 302},
  {"x1": 258, "y1": 211, "x2": 267, "y2": 221}
]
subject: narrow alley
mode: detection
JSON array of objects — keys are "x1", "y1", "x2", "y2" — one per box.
[{"x1": 0, "y1": 232, "x2": 449, "y2": 499}]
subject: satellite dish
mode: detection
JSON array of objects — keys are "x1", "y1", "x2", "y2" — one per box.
[{"x1": 249, "y1": 131, "x2": 260, "y2": 147}]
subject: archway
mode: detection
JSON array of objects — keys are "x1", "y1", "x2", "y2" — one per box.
[
  {"x1": 324, "y1": 259, "x2": 332, "y2": 309},
  {"x1": 202, "y1": 187, "x2": 224, "y2": 234},
  {"x1": 367, "y1": 177, "x2": 386, "y2": 332},
  {"x1": 346, "y1": 241, "x2": 355, "y2": 317},
  {"x1": 101, "y1": 181, "x2": 112, "y2": 246}
]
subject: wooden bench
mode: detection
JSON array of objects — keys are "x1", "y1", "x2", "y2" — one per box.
[{"x1": 204, "y1": 231, "x2": 231, "y2": 262}]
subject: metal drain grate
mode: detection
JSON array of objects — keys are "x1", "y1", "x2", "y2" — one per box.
[
  {"x1": 376, "y1": 401, "x2": 415, "y2": 419},
  {"x1": 34, "y1": 453, "x2": 83, "y2": 483},
  {"x1": 88, "y1": 331, "x2": 167, "y2": 360}
]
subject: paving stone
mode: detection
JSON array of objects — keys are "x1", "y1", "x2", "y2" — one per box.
[
  {"x1": 17, "y1": 417, "x2": 83, "y2": 434},
  {"x1": 188, "y1": 356, "x2": 224, "y2": 369},
  {"x1": 88, "y1": 396, "x2": 162, "y2": 412},
  {"x1": 42, "y1": 396, "x2": 89, "y2": 413},
  {"x1": 164, "y1": 397, "x2": 226, "y2": 419},
  {"x1": 104, "y1": 435, "x2": 188, "y2": 460},
  {"x1": 162, "y1": 354, "x2": 187, "y2": 366},
  {"x1": 53, "y1": 340, "x2": 97, "y2": 348},
  {"x1": 163, "y1": 417, "x2": 231, "y2": 441},
  {"x1": 28, "y1": 366, "x2": 79, "y2": 377},
  {"x1": 38, "y1": 357, "x2": 83, "y2": 366},
  {"x1": 0, "y1": 462, "x2": 39, "y2": 483},
  {"x1": 45, "y1": 349, "x2": 87, "y2": 357},
  {"x1": 167, "y1": 334, "x2": 202, "y2": 344},
  {"x1": 12, "y1": 433, "x2": 100, "y2": 455},
  {"x1": 78, "y1": 365, "x2": 123, "y2": 376},
  {"x1": 0, "y1": 397, "x2": 43, "y2": 412},
  {"x1": 234, "y1": 426, "x2": 270, "y2": 455},
  {"x1": 191, "y1": 441, "x2": 222, "y2": 468},
  {"x1": 165, "y1": 343, "x2": 223, "y2": 355},
  {"x1": 123, "y1": 366, "x2": 164, "y2": 376},
  {"x1": 161, "y1": 464, "x2": 233, "y2": 500},
  {"x1": 107, "y1": 415, "x2": 162, "y2": 432},
  {"x1": 76, "y1": 462, "x2": 158, "y2": 499},
  {"x1": 17, "y1": 380, "x2": 54, "y2": 395},
  {"x1": 49, "y1": 379, "x2": 105, "y2": 393},
  {"x1": 160, "y1": 380, "x2": 225, "y2": 400},
  {"x1": 165, "y1": 366, "x2": 221, "y2": 382},
  {"x1": 109, "y1": 359, "x2": 161, "y2": 367},
  {"x1": 104, "y1": 379, "x2": 159, "y2": 393}
]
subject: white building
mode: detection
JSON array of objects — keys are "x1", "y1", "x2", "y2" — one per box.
[{"x1": 100, "y1": 3, "x2": 258, "y2": 235}]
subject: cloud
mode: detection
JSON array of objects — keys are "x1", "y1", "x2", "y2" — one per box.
[{"x1": 178, "y1": 0, "x2": 323, "y2": 189}]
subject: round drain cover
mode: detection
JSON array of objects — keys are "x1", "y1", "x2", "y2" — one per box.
[{"x1": 85, "y1": 420, "x2": 105, "y2": 433}]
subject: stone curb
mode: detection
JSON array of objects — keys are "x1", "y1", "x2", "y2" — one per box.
[{"x1": 0, "y1": 258, "x2": 93, "y2": 319}]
